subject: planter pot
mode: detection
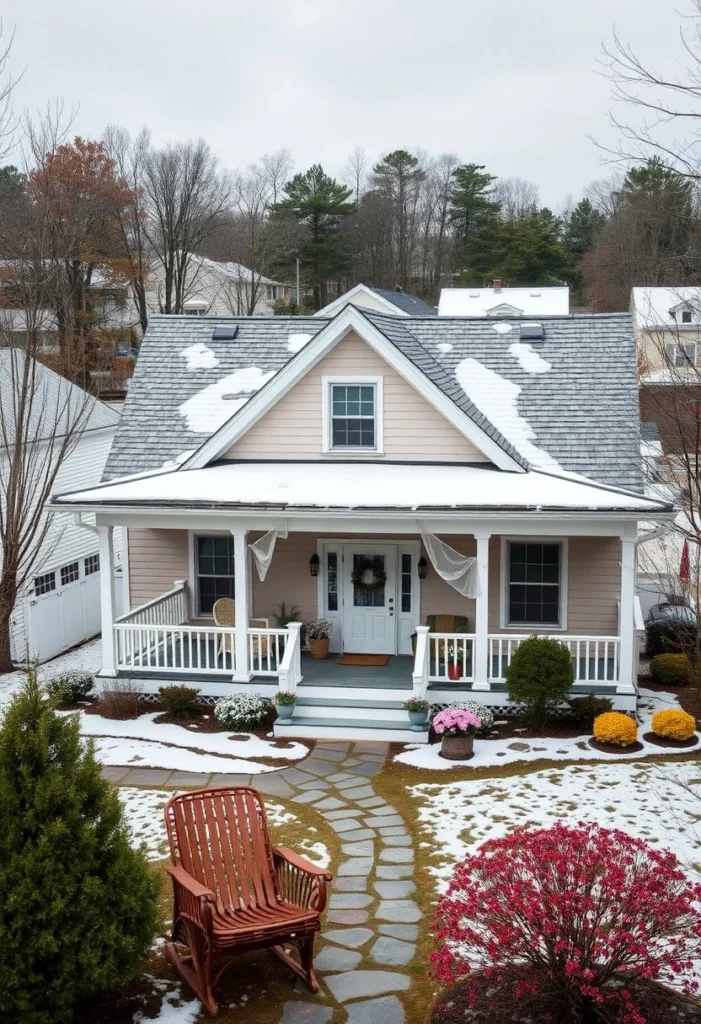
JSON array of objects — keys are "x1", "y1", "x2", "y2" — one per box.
[
  {"x1": 309, "y1": 638, "x2": 330, "y2": 660},
  {"x1": 408, "y1": 709, "x2": 429, "y2": 732},
  {"x1": 440, "y1": 733, "x2": 474, "y2": 760},
  {"x1": 447, "y1": 663, "x2": 463, "y2": 681},
  {"x1": 275, "y1": 704, "x2": 295, "y2": 724}
]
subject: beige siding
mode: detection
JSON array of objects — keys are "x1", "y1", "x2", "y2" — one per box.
[
  {"x1": 127, "y1": 529, "x2": 190, "y2": 608},
  {"x1": 488, "y1": 536, "x2": 621, "y2": 635},
  {"x1": 252, "y1": 533, "x2": 319, "y2": 624},
  {"x1": 225, "y1": 331, "x2": 485, "y2": 462}
]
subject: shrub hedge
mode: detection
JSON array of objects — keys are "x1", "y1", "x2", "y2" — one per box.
[
  {"x1": 158, "y1": 684, "x2": 201, "y2": 718},
  {"x1": 505, "y1": 636, "x2": 573, "y2": 729},
  {"x1": 593, "y1": 711, "x2": 637, "y2": 747},
  {"x1": 651, "y1": 709, "x2": 697, "y2": 741},
  {"x1": 649, "y1": 653, "x2": 691, "y2": 687}
]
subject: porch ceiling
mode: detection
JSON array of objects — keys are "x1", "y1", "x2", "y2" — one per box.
[{"x1": 52, "y1": 460, "x2": 671, "y2": 516}]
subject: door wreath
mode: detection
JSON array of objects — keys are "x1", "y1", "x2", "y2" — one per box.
[{"x1": 351, "y1": 557, "x2": 387, "y2": 595}]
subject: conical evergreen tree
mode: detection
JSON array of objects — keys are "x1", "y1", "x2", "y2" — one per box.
[{"x1": 0, "y1": 669, "x2": 160, "y2": 1023}]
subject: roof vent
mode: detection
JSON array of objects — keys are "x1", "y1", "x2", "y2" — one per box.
[
  {"x1": 519, "y1": 323, "x2": 544, "y2": 342},
  {"x1": 529, "y1": 290, "x2": 541, "y2": 297},
  {"x1": 211, "y1": 325, "x2": 239, "y2": 341}
]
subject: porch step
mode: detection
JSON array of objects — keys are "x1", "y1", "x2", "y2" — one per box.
[
  {"x1": 274, "y1": 714, "x2": 429, "y2": 744},
  {"x1": 295, "y1": 696, "x2": 408, "y2": 722}
]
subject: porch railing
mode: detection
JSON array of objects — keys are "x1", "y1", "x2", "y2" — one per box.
[
  {"x1": 428, "y1": 633, "x2": 476, "y2": 685},
  {"x1": 488, "y1": 634, "x2": 621, "y2": 684},
  {"x1": 114, "y1": 580, "x2": 188, "y2": 628}
]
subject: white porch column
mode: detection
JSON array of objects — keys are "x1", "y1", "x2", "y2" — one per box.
[
  {"x1": 473, "y1": 532, "x2": 491, "y2": 690},
  {"x1": 98, "y1": 525, "x2": 116, "y2": 676},
  {"x1": 617, "y1": 535, "x2": 637, "y2": 695},
  {"x1": 231, "y1": 529, "x2": 250, "y2": 681}
]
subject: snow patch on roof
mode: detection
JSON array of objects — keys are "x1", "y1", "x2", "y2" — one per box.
[
  {"x1": 455, "y1": 358, "x2": 562, "y2": 471},
  {"x1": 492, "y1": 322, "x2": 513, "y2": 334},
  {"x1": 509, "y1": 342, "x2": 552, "y2": 374},
  {"x1": 180, "y1": 342, "x2": 220, "y2": 370},
  {"x1": 179, "y1": 367, "x2": 275, "y2": 433},
  {"x1": 287, "y1": 332, "x2": 313, "y2": 354},
  {"x1": 436, "y1": 342, "x2": 453, "y2": 353},
  {"x1": 162, "y1": 449, "x2": 196, "y2": 470}
]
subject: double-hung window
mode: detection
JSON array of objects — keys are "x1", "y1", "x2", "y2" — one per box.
[
  {"x1": 330, "y1": 383, "x2": 376, "y2": 449},
  {"x1": 195, "y1": 535, "x2": 234, "y2": 615},
  {"x1": 666, "y1": 342, "x2": 697, "y2": 367},
  {"x1": 506, "y1": 541, "x2": 562, "y2": 627}
]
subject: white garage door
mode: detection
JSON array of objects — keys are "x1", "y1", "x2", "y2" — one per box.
[{"x1": 25, "y1": 553, "x2": 103, "y2": 662}]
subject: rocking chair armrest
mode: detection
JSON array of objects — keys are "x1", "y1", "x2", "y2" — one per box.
[
  {"x1": 167, "y1": 864, "x2": 216, "y2": 902},
  {"x1": 274, "y1": 847, "x2": 333, "y2": 881}
]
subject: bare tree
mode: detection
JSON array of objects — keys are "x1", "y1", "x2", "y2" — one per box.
[
  {"x1": 259, "y1": 148, "x2": 293, "y2": 206},
  {"x1": 0, "y1": 21, "x2": 21, "y2": 163},
  {"x1": 141, "y1": 139, "x2": 231, "y2": 314},
  {"x1": 493, "y1": 176, "x2": 540, "y2": 220},
  {"x1": 343, "y1": 145, "x2": 368, "y2": 204},
  {"x1": 102, "y1": 124, "x2": 152, "y2": 335}
]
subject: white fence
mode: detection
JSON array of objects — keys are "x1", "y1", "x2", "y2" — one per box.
[{"x1": 488, "y1": 635, "x2": 621, "y2": 684}]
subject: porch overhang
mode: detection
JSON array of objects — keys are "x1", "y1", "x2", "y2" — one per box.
[{"x1": 51, "y1": 460, "x2": 674, "y2": 522}]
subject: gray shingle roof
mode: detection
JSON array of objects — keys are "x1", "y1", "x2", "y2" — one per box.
[
  {"x1": 641, "y1": 421, "x2": 660, "y2": 442},
  {"x1": 368, "y1": 286, "x2": 437, "y2": 317},
  {"x1": 104, "y1": 310, "x2": 643, "y2": 492}
]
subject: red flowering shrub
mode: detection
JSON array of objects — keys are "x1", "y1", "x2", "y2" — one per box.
[{"x1": 432, "y1": 822, "x2": 701, "y2": 1024}]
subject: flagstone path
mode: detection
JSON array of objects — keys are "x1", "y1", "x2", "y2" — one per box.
[{"x1": 106, "y1": 739, "x2": 419, "y2": 1023}]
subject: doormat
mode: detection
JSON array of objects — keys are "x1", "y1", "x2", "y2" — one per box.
[{"x1": 338, "y1": 654, "x2": 390, "y2": 667}]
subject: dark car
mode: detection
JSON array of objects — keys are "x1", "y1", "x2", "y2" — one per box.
[{"x1": 645, "y1": 599, "x2": 697, "y2": 656}]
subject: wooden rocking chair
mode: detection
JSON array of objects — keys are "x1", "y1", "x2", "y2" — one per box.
[{"x1": 164, "y1": 786, "x2": 332, "y2": 1016}]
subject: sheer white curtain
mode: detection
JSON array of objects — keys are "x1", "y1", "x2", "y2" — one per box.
[
  {"x1": 419, "y1": 526, "x2": 480, "y2": 598},
  {"x1": 248, "y1": 523, "x2": 288, "y2": 581}
]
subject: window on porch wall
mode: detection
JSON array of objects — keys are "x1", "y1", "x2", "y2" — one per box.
[
  {"x1": 196, "y1": 535, "x2": 234, "y2": 615},
  {"x1": 507, "y1": 542, "x2": 561, "y2": 626}
]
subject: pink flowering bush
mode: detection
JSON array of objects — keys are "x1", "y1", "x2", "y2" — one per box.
[
  {"x1": 432, "y1": 822, "x2": 701, "y2": 1024},
  {"x1": 432, "y1": 707, "x2": 482, "y2": 737}
]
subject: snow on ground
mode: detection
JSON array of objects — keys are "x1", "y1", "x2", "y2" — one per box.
[
  {"x1": 395, "y1": 687, "x2": 695, "y2": 770},
  {"x1": 179, "y1": 366, "x2": 275, "y2": 432},
  {"x1": 73, "y1": 711, "x2": 309, "y2": 774},
  {"x1": 413, "y1": 760, "x2": 701, "y2": 892},
  {"x1": 0, "y1": 638, "x2": 102, "y2": 712}
]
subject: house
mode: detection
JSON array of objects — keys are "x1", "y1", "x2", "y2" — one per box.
[
  {"x1": 315, "y1": 283, "x2": 437, "y2": 318},
  {"x1": 146, "y1": 255, "x2": 292, "y2": 320},
  {"x1": 50, "y1": 306, "x2": 670, "y2": 741},
  {"x1": 0, "y1": 352, "x2": 122, "y2": 663},
  {"x1": 438, "y1": 281, "x2": 570, "y2": 317},
  {"x1": 631, "y1": 287, "x2": 701, "y2": 382}
]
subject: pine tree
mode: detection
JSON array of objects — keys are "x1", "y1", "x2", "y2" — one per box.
[
  {"x1": 448, "y1": 163, "x2": 500, "y2": 277},
  {"x1": 0, "y1": 669, "x2": 160, "y2": 1023},
  {"x1": 272, "y1": 164, "x2": 355, "y2": 309},
  {"x1": 371, "y1": 150, "x2": 426, "y2": 290}
]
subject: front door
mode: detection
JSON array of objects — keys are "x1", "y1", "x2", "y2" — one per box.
[{"x1": 342, "y1": 544, "x2": 397, "y2": 655}]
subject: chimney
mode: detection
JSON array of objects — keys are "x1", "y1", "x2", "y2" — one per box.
[{"x1": 493, "y1": 279, "x2": 502, "y2": 293}]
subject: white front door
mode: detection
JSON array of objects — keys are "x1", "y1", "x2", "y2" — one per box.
[{"x1": 342, "y1": 544, "x2": 397, "y2": 655}]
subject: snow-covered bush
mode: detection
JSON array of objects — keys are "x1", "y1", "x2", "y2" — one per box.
[
  {"x1": 448, "y1": 700, "x2": 494, "y2": 732},
  {"x1": 45, "y1": 671, "x2": 94, "y2": 705},
  {"x1": 214, "y1": 692, "x2": 269, "y2": 730}
]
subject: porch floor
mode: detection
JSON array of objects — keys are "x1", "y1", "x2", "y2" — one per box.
[{"x1": 297, "y1": 654, "x2": 413, "y2": 689}]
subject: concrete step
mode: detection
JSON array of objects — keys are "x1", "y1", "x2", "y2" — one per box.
[
  {"x1": 274, "y1": 715, "x2": 429, "y2": 743},
  {"x1": 296, "y1": 684, "x2": 412, "y2": 703},
  {"x1": 295, "y1": 696, "x2": 409, "y2": 721}
]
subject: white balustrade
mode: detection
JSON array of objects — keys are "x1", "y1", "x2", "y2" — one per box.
[
  {"x1": 114, "y1": 623, "x2": 235, "y2": 675},
  {"x1": 412, "y1": 625, "x2": 430, "y2": 698},
  {"x1": 115, "y1": 581, "x2": 188, "y2": 629},
  {"x1": 277, "y1": 622, "x2": 304, "y2": 693},
  {"x1": 248, "y1": 628, "x2": 289, "y2": 677},
  {"x1": 488, "y1": 635, "x2": 621, "y2": 684},
  {"x1": 428, "y1": 633, "x2": 476, "y2": 684}
]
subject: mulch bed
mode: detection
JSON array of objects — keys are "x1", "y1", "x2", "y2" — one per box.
[
  {"x1": 588, "y1": 738, "x2": 645, "y2": 754},
  {"x1": 642, "y1": 731, "x2": 700, "y2": 749},
  {"x1": 73, "y1": 978, "x2": 165, "y2": 1024},
  {"x1": 431, "y1": 974, "x2": 701, "y2": 1023}
]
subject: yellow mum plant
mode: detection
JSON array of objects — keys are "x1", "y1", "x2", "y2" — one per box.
[
  {"x1": 651, "y1": 709, "x2": 697, "y2": 742},
  {"x1": 593, "y1": 711, "x2": 637, "y2": 747}
]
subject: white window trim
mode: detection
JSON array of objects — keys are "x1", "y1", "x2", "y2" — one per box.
[
  {"x1": 188, "y1": 530, "x2": 241, "y2": 620},
  {"x1": 321, "y1": 375, "x2": 384, "y2": 456},
  {"x1": 499, "y1": 536, "x2": 568, "y2": 631}
]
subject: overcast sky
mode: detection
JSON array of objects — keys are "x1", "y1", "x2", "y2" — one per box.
[{"x1": 0, "y1": 0, "x2": 686, "y2": 208}]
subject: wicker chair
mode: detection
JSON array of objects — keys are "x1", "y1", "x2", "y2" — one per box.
[
  {"x1": 212, "y1": 598, "x2": 269, "y2": 664},
  {"x1": 164, "y1": 786, "x2": 331, "y2": 1016}
]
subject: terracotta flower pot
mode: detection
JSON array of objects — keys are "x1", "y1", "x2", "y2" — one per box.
[
  {"x1": 440, "y1": 733, "x2": 474, "y2": 760},
  {"x1": 309, "y1": 638, "x2": 330, "y2": 660},
  {"x1": 447, "y1": 663, "x2": 462, "y2": 681}
]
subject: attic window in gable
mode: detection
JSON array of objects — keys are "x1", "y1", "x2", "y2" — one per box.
[
  {"x1": 682, "y1": 309, "x2": 693, "y2": 324},
  {"x1": 322, "y1": 376, "x2": 384, "y2": 454},
  {"x1": 184, "y1": 299, "x2": 208, "y2": 317}
]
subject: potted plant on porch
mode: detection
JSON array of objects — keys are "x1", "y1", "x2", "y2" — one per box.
[
  {"x1": 403, "y1": 696, "x2": 430, "y2": 731},
  {"x1": 444, "y1": 642, "x2": 468, "y2": 681},
  {"x1": 433, "y1": 706, "x2": 483, "y2": 760},
  {"x1": 274, "y1": 690, "x2": 297, "y2": 724},
  {"x1": 305, "y1": 618, "x2": 333, "y2": 660}
]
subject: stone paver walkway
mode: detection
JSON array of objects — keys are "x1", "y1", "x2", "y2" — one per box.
[{"x1": 107, "y1": 740, "x2": 418, "y2": 1023}]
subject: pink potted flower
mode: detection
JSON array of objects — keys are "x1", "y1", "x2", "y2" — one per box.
[{"x1": 433, "y1": 706, "x2": 482, "y2": 760}]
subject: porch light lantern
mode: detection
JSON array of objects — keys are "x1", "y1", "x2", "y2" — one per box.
[
  {"x1": 309, "y1": 553, "x2": 320, "y2": 577},
  {"x1": 418, "y1": 556, "x2": 428, "y2": 579}
]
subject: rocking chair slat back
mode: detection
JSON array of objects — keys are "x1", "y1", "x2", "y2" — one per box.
[{"x1": 166, "y1": 787, "x2": 280, "y2": 912}]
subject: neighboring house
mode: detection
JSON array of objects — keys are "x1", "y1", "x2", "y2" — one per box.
[
  {"x1": 146, "y1": 255, "x2": 292, "y2": 320},
  {"x1": 315, "y1": 283, "x2": 437, "y2": 318},
  {"x1": 631, "y1": 286, "x2": 701, "y2": 382},
  {"x1": 1, "y1": 353, "x2": 122, "y2": 663},
  {"x1": 51, "y1": 307, "x2": 669, "y2": 741},
  {"x1": 438, "y1": 281, "x2": 570, "y2": 317}
]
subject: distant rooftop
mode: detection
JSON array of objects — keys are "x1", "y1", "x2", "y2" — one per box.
[
  {"x1": 315, "y1": 283, "x2": 436, "y2": 318},
  {"x1": 438, "y1": 282, "x2": 570, "y2": 317}
]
